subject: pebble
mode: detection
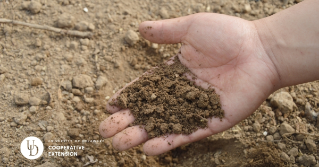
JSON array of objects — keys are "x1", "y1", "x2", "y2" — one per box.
[
  {"x1": 61, "y1": 80, "x2": 73, "y2": 91},
  {"x1": 279, "y1": 123, "x2": 295, "y2": 135},
  {"x1": 70, "y1": 41, "x2": 78, "y2": 50},
  {"x1": 72, "y1": 74, "x2": 94, "y2": 88},
  {"x1": 10, "y1": 122, "x2": 18, "y2": 127},
  {"x1": 84, "y1": 96, "x2": 94, "y2": 103},
  {"x1": 80, "y1": 39, "x2": 90, "y2": 46},
  {"x1": 75, "y1": 57, "x2": 87, "y2": 66},
  {"x1": 0, "y1": 117, "x2": 5, "y2": 122},
  {"x1": 305, "y1": 102, "x2": 318, "y2": 121},
  {"x1": 72, "y1": 89, "x2": 83, "y2": 96},
  {"x1": 75, "y1": 21, "x2": 89, "y2": 31},
  {"x1": 29, "y1": 97, "x2": 41, "y2": 106},
  {"x1": 266, "y1": 135, "x2": 273, "y2": 141},
  {"x1": 268, "y1": 126, "x2": 277, "y2": 135},
  {"x1": 35, "y1": 38, "x2": 42, "y2": 47},
  {"x1": 151, "y1": 43, "x2": 158, "y2": 49},
  {"x1": 56, "y1": 14, "x2": 75, "y2": 28},
  {"x1": 14, "y1": 112, "x2": 28, "y2": 124},
  {"x1": 68, "y1": 128, "x2": 80, "y2": 138},
  {"x1": 46, "y1": 126, "x2": 53, "y2": 132},
  {"x1": 46, "y1": 106, "x2": 52, "y2": 110},
  {"x1": 73, "y1": 96, "x2": 81, "y2": 103},
  {"x1": 43, "y1": 132, "x2": 55, "y2": 142},
  {"x1": 244, "y1": 4, "x2": 251, "y2": 13},
  {"x1": 95, "y1": 76, "x2": 108, "y2": 89},
  {"x1": 54, "y1": 112, "x2": 66, "y2": 121},
  {"x1": 252, "y1": 122, "x2": 261, "y2": 132},
  {"x1": 270, "y1": 92, "x2": 296, "y2": 114},
  {"x1": 279, "y1": 152, "x2": 290, "y2": 162},
  {"x1": 297, "y1": 154, "x2": 316, "y2": 166},
  {"x1": 0, "y1": 66, "x2": 7, "y2": 74},
  {"x1": 125, "y1": 30, "x2": 139, "y2": 46},
  {"x1": 0, "y1": 74, "x2": 5, "y2": 82},
  {"x1": 85, "y1": 87, "x2": 94, "y2": 94},
  {"x1": 277, "y1": 143, "x2": 286, "y2": 150},
  {"x1": 14, "y1": 93, "x2": 29, "y2": 105},
  {"x1": 288, "y1": 147, "x2": 298, "y2": 157},
  {"x1": 93, "y1": 110, "x2": 100, "y2": 115},
  {"x1": 31, "y1": 77, "x2": 43, "y2": 86},
  {"x1": 41, "y1": 93, "x2": 51, "y2": 105},
  {"x1": 159, "y1": 7, "x2": 169, "y2": 19},
  {"x1": 88, "y1": 23, "x2": 95, "y2": 31},
  {"x1": 29, "y1": 106, "x2": 37, "y2": 114},
  {"x1": 64, "y1": 53, "x2": 73, "y2": 62},
  {"x1": 28, "y1": 1, "x2": 41, "y2": 14},
  {"x1": 305, "y1": 138, "x2": 317, "y2": 153}
]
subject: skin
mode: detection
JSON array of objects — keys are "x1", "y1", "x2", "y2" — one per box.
[{"x1": 99, "y1": 0, "x2": 319, "y2": 156}]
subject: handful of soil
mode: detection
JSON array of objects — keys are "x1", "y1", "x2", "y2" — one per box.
[{"x1": 110, "y1": 56, "x2": 224, "y2": 138}]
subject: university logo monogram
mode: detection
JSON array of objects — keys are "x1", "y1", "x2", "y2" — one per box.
[{"x1": 20, "y1": 137, "x2": 44, "y2": 159}]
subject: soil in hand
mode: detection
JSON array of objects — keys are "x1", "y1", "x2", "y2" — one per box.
[{"x1": 110, "y1": 56, "x2": 224, "y2": 138}]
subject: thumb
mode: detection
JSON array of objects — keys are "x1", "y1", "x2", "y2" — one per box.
[{"x1": 139, "y1": 15, "x2": 193, "y2": 44}]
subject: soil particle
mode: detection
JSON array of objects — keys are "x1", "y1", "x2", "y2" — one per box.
[
  {"x1": 252, "y1": 122, "x2": 261, "y2": 132},
  {"x1": 61, "y1": 80, "x2": 73, "y2": 91},
  {"x1": 31, "y1": 77, "x2": 43, "y2": 86},
  {"x1": 279, "y1": 152, "x2": 290, "y2": 162},
  {"x1": 14, "y1": 93, "x2": 29, "y2": 105},
  {"x1": 68, "y1": 128, "x2": 80, "y2": 138},
  {"x1": 305, "y1": 138, "x2": 317, "y2": 153},
  {"x1": 56, "y1": 14, "x2": 75, "y2": 28},
  {"x1": 14, "y1": 112, "x2": 27, "y2": 125},
  {"x1": 96, "y1": 76, "x2": 108, "y2": 90},
  {"x1": 72, "y1": 74, "x2": 94, "y2": 89},
  {"x1": 125, "y1": 30, "x2": 139, "y2": 46},
  {"x1": 288, "y1": 147, "x2": 298, "y2": 157},
  {"x1": 297, "y1": 154, "x2": 316, "y2": 166},
  {"x1": 0, "y1": 66, "x2": 7, "y2": 74},
  {"x1": 279, "y1": 123, "x2": 295, "y2": 135},
  {"x1": 75, "y1": 21, "x2": 89, "y2": 31},
  {"x1": 28, "y1": 1, "x2": 42, "y2": 14},
  {"x1": 29, "y1": 97, "x2": 41, "y2": 106},
  {"x1": 270, "y1": 92, "x2": 296, "y2": 114},
  {"x1": 112, "y1": 57, "x2": 224, "y2": 138}
]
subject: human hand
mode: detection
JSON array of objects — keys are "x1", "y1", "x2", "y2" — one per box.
[{"x1": 99, "y1": 13, "x2": 280, "y2": 155}]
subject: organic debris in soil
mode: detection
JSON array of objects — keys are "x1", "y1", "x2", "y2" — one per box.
[{"x1": 110, "y1": 56, "x2": 224, "y2": 138}]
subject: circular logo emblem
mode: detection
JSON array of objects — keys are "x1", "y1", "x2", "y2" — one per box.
[{"x1": 20, "y1": 137, "x2": 44, "y2": 159}]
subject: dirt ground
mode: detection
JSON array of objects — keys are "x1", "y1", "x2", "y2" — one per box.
[{"x1": 0, "y1": 0, "x2": 318, "y2": 167}]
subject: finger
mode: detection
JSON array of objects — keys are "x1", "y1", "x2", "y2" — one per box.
[
  {"x1": 106, "y1": 77, "x2": 140, "y2": 113},
  {"x1": 99, "y1": 109, "x2": 135, "y2": 138},
  {"x1": 112, "y1": 126, "x2": 148, "y2": 151},
  {"x1": 143, "y1": 117, "x2": 233, "y2": 155},
  {"x1": 139, "y1": 14, "x2": 195, "y2": 44}
]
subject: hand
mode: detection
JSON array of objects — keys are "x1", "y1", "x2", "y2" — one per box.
[{"x1": 99, "y1": 13, "x2": 280, "y2": 155}]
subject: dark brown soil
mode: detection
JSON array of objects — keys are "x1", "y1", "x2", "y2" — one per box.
[{"x1": 110, "y1": 56, "x2": 224, "y2": 138}]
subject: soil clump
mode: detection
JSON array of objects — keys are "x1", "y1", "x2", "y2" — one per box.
[{"x1": 111, "y1": 56, "x2": 224, "y2": 138}]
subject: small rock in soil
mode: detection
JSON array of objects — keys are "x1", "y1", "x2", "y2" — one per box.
[
  {"x1": 0, "y1": 66, "x2": 7, "y2": 74},
  {"x1": 0, "y1": 74, "x2": 5, "y2": 82},
  {"x1": 72, "y1": 74, "x2": 94, "y2": 88},
  {"x1": 305, "y1": 138, "x2": 317, "y2": 153},
  {"x1": 28, "y1": 1, "x2": 42, "y2": 14},
  {"x1": 56, "y1": 14, "x2": 75, "y2": 28},
  {"x1": 268, "y1": 126, "x2": 277, "y2": 135},
  {"x1": 64, "y1": 53, "x2": 73, "y2": 62},
  {"x1": 70, "y1": 41, "x2": 79, "y2": 50},
  {"x1": 270, "y1": 92, "x2": 296, "y2": 114},
  {"x1": 288, "y1": 147, "x2": 298, "y2": 157},
  {"x1": 61, "y1": 80, "x2": 72, "y2": 91},
  {"x1": 68, "y1": 128, "x2": 80, "y2": 138},
  {"x1": 72, "y1": 89, "x2": 83, "y2": 96},
  {"x1": 278, "y1": 143, "x2": 286, "y2": 150},
  {"x1": 29, "y1": 106, "x2": 37, "y2": 114},
  {"x1": 96, "y1": 76, "x2": 108, "y2": 89},
  {"x1": 279, "y1": 123, "x2": 295, "y2": 135},
  {"x1": 297, "y1": 154, "x2": 316, "y2": 166},
  {"x1": 14, "y1": 112, "x2": 28, "y2": 125},
  {"x1": 85, "y1": 87, "x2": 94, "y2": 94},
  {"x1": 125, "y1": 30, "x2": 139, "y2": 46},
  {"x1": 266, "y1": 135, "x2": 274, "y2": 141},
  {"x1": 305, "y1": 102, "x2": 318, "y2": 122},
  {"x1": 159, "y1": 7, "x2": 170, "y2": 19},
  {"x1": 29, "y1": 97, "x2": 41, "y2": 106},
  {"x1": 75, "y1": 21, "x2": 89, "y2": 31},
  {"x1": 252, "y1": 122, "x2": 261, "y2": 132},
  {"x1": 279, "y1": 152, "x2": 290, "y2": 162},
  {"x1": 43, "y1": 132, "x2": 55, "y2": 142},
  {"x1": 31, "y1": 77, "x2": 43, "y2": 86},
  {"x1": 14, "y1": 93, "x2": 29, "y2": 105}
]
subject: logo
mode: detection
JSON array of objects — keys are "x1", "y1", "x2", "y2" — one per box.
[{"x1": 20, "y1": 137, "x2": 44, "y2": 159}]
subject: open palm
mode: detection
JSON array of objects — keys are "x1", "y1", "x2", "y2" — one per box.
[{"x1": 99, "y1": 13, "x2": 280, "y2": 155}]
